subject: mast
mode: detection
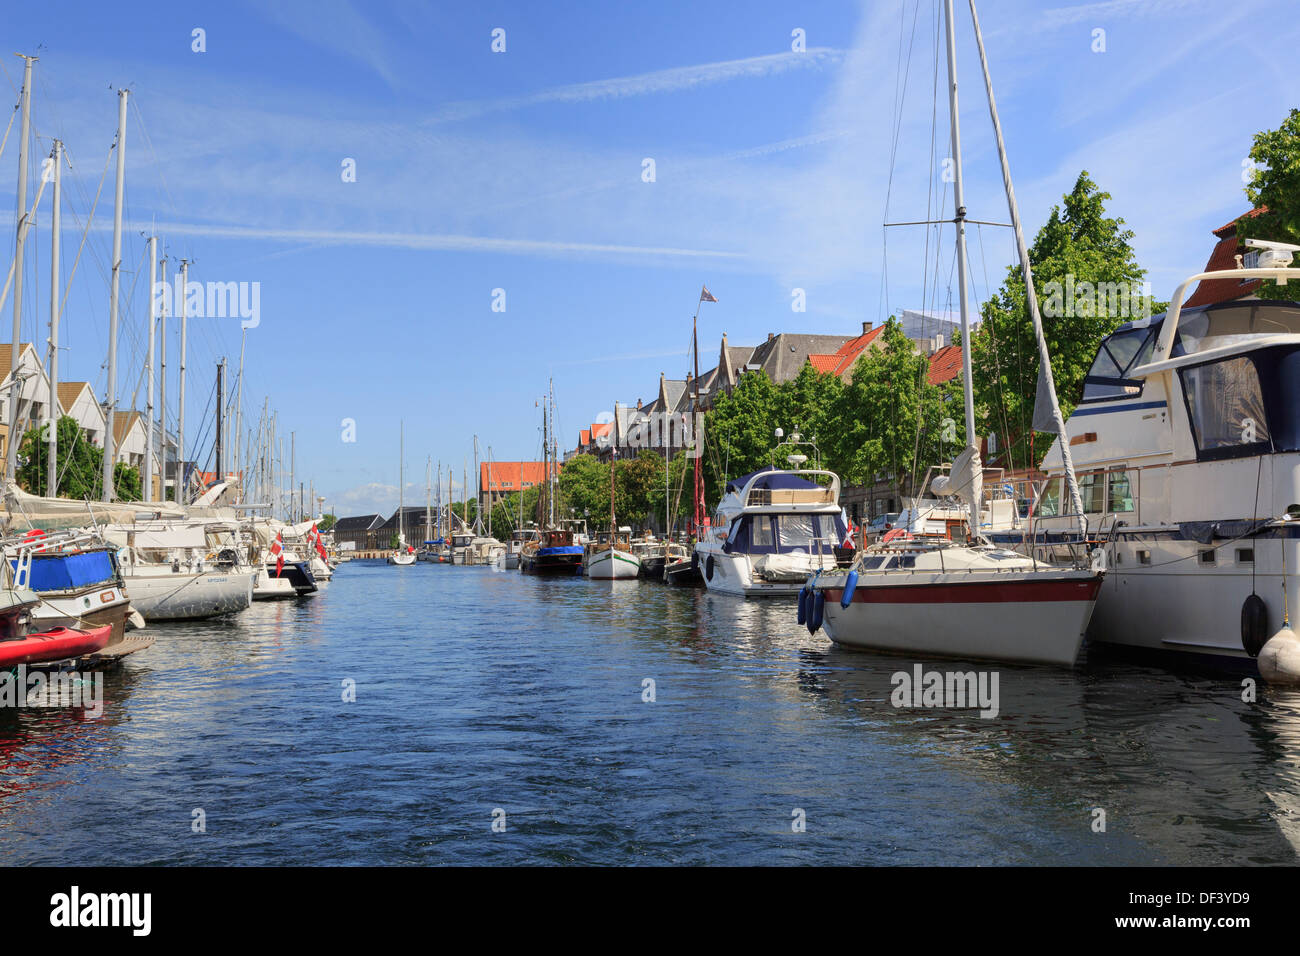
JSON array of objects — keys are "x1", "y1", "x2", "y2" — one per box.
[
  {"x1": 47, "y1": 140, "x2": 63, "y2": 496},
  {"x1": 143, "y1": 232, "x2": 155, "y2": 501},
  {"x1": 215, "y1": 360, "x2": 224, "y2": 484},
  {"x1": 234, "y1": 328, "x2": 245, "y2": 502},
  {"x1": 178, "y1": 259, "x2": 189, "y2": 502},
  {"x1": 541, "y1": 392, "x2": 549, "y2": 526},
  {"x1": 941, "y1": 0, "x2": 981, "y2": 535},
  {"x1": 691, "y1": 308, "x2": 702, "y2": 534},
  {"x1": 425, "y1": 456, "x2": 432, "y2": 541},
  {"x1": 397, "y1": 422, "x2": 404, "y2": 547},
  {"x1": 6, "y1": 54, "x2": 35, "y2": 486},
  {"x1": 158, "y1": 256, "x2": 168, "y2": 499},
  {"x1": 967, "y1": 0, "x2": 1086, "y2": 535},
  {"x1": 102, "y1": 88, "x2": 128, "y2": 501}
]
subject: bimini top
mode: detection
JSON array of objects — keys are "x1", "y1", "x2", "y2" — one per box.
[{"x1": 725, "y1": 467, "x2": 825, "y2": 496}]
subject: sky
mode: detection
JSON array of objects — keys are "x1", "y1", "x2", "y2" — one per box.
[{"x1": 2, "y1": 0, "x2": 1297, "y2": 517}]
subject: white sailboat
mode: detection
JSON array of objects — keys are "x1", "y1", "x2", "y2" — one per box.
[
  {"x1": 388, "y1": 423, "x2": 416, "y2": 566},
  {"x1": 807, "y1": 0, "x2": 1104, "y2": 667}
]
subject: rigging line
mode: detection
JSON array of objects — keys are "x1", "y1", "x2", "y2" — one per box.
[
  {"x1": 975, "y1": 223, "x2": 1014, "y2": 471},
  {"x1": 880, "y1": 0, "x2": 923, "y2": 324},
  {"x1": 57, "y1": 141, "x2": 114, "y2": 320}
]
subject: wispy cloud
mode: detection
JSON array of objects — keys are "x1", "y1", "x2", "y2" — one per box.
[
  {"x1": 423, "y1": 48, "x2": 846, "y2": 124},
  {"x1": 1039, "y1": 0, "x2": 1204, "y2": 29},
  {"x1": 252, "y1": 0, "x2": 406, "y2": 90}
]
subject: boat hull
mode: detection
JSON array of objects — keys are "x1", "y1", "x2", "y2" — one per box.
[
  {"x1": 121, "y1": 570, "x2": 254, "y2": 621},
  {"x1": 820, "y1": 571, "x2": 1103, "y2": 666},
  {"x1": 586, "y1": 548, "x2": 640, "y2": 580}
]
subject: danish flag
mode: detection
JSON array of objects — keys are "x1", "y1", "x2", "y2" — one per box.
[
  {"x1": 309, "y1": 523, "x2": 328, "y2": 562},
  {"x1": 269, "y1": 532, "x2": 285, "y2": 577}
]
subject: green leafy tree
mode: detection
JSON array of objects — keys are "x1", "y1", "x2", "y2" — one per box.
[
  {"x1": 557, "y1": 454, "x2": 609, "y2": 527},
  {"x1": 1239, "y1": 108, "x2": 1300, "y2": 299},
  {"x1": 970, "y1": 170, "x2": 1163, "y2": 467},
  {"x1": 318, "y1": 513, "x2": 337, "y2": 532},
  {"x1": 17, "y1": 416, "x2": 141, "y2": 501},
  {"x1": 612, "y1": 449, "x2": 664, "y2": 528},
  {"x1": 827, "y1": 318, "x2": 957, "y2": 500}
]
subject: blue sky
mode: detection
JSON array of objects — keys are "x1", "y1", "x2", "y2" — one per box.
[{"x1": 3, "y1": 0, "x2": 1298, "y2": 516}]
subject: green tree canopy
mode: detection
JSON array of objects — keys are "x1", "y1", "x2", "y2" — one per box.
[
  {"x1": 970, "y1": 170, "x2": 1163, "y2": 467},
  {"x1": 1239, "y1": 108, "x2": 1300, "y2": 299},
  {"x1": 17, "y1": 416, "x2": 142, "y2": 501}
]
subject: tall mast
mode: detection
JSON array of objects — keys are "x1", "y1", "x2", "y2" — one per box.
[
  {"x1": 691, "y1": 307, "x2": 702, "y2": 534},
  {"x1": 397, "y1": 422, "x2": 404, "y2": 546},
  {"x1": 541, "y1": 392, "x2": 549, "y2": 526},
  {"x1": 178, "y1": 259, "x2": 189, "y2": 502},
  {"x1": 158, "y1": 256, "x2": 168, "y2": 499},
  {"x1": 425, "y1": 456, "x2": 432, "y2": 540},
  {"x1": 966, "y1": 0, "x2": 1086, "y2": 534},
  {"x1": 6, "y1": 54, "x2": 35, "y2": 486},
  {"x1": 143, "y1": 232, "x2": 156, "y2": 501},
  {"x1": 47, "y1": 140, "x2": 63, "y2": 496},
  {"x1": 290, "y1": 429, "x2": 296, "y2": 522},
  {"x1": 215, "y1": 360, "x2": 224, "y2": 484},
  {"x1": 942, "y1": 0, "x2": 980, "y2": 534},
  {"x1": 102, "y1": 88, "x2": 128, "y2": 502},
  {"x1": 234, "y1": 328, "x2": 245, "y2": 502}
]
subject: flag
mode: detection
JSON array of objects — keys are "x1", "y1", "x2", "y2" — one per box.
[
  {"x1": 700, "y1": 284, "x2": 718, "y2": 303},
  {"x1": 310, "y1": 523, "x2": 328, "y2": 561},
  {"x1": 269, "y1": 532, "x2": 284, "y2": 577}
]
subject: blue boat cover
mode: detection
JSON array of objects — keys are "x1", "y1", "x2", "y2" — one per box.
[
  {"x1": 13, "y1": 550, "x2": 117, "y2": 592},
  {"x1": 725, "y1": 466, "x2": 823, "y2": 495}
]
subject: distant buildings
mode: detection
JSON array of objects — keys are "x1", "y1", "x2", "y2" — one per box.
[{"x1": 478, "y1": 460, "x2": 549, "y2": 518}]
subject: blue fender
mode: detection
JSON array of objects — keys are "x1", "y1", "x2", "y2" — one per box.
[
  {"x1": 841, "y1": 569, "x2": 859, "y2": 609},
  {"x1": 808, "y1": 589, "x2": 825, "y2": 634},
  {"x1": 796, "y1": 586, "x2": 808, "y2": 625}
]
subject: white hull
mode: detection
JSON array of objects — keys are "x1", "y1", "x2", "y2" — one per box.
[
  {"x1": 120, "y1": 569, "x2": 254, "y2": 621},
  {"x1": 698, "y1": 547, "x2": 839, "y2": 597},
  {"x1": 586, "y1": 548, "x2": 640, "y2": 580},
  {"x1": 387, "y1": 552, "x2": 416, "y2": 566},
  {"x1": 252, "y1": 572, "x2": 299, "y2": 600},
  {"x1": 820, "y1": 569, "x2": 1102, "y2": 667}
]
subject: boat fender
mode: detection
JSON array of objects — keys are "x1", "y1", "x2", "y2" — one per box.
[
  {"x1": 1241, "y1": 594, "x2": 1269, "y2": 657},
  {"x1": 705, "y1": 555, "x2": 715, "y2": 581},
  {"x1": 796, "y1": 586, "x2": 808, "y2": 625},
  {"x1": 841, "y1": 570, "x2": 859, "y2": 609},
  {"x1": 1259, "y1": 626, "x2": 1300, "y2": 684},
  {"x1": 808, "y1": 590, "x2": 825, "y2": 634}
]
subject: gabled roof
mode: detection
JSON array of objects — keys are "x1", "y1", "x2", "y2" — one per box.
[
  {"x1": 579, "y1": 428, "x2": 591, "y2": 446},
  {"x1": 57, "y1": 381, "x2": 99, "y2": 414},
  {"x1": 1185, "y1": 208, "x2": 1268, "y2": 308},
  {"x1": 748, "y1": 333, "x2": 854, "y2": 383},
  {"x1": 926, "y1": 344, "x2": 964, "y2": 385},
  {"x1": 0, "y1": 343, "x2": 38, "y2": 382},
  {"x1": 112, "y1": 410, "x2": 144, "y2": 444},
  {"x1": 807, "y1": 325, "x2": 886, "y2": 379},
  {"x1": 334, "y1": 513, "x2": 382, "y2": 532}
]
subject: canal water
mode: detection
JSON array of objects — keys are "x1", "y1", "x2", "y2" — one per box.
[{"x1": 2, "y1": 559, "x2": 1299, "y2": 865}]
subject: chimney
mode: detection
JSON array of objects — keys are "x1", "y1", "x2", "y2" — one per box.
[
  {"x1": 862, "y1": 321, "x2": 873, "y2": 334},
  {"x1": 636, "y1": 398, "x2": 642, "y2": 409},
  {"x1": 767, "y1": 332, "x2": 774, "y2": 342}
]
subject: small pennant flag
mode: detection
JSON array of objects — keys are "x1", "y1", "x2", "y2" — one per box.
[
  {"x1": 310, "y1": 523, "x2": 328, "y2": 561},
  {"x1": 269, "y1": 532, "x2": 285, "y2": 577},
  {"x1": 700, "y1": 285, "x2": 718, "y2": 303}
]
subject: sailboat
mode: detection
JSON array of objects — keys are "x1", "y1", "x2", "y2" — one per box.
[
  {"x1": 584, "y1": 451, "x2": 640, "y2": 580},
  {"x1": 664, "y1": 286, "x2": 712, "y2": 587},
  {"x1": 520, "y1": 382, "x2": 585, "y2": 575},
  {"x1": 805, "y1": 0, "x2": 1104, "y2": 667},
  {"x1": 388, "y1": 423, "x2": 416, "y2": 566}
]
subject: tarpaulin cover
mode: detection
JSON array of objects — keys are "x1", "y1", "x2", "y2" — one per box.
[
  {"x1": 15, "y1": 550, "x2": 117, "y2": 592},
  {"x1": 725, "y1": 467, "x2": 823, "y2": 495}
]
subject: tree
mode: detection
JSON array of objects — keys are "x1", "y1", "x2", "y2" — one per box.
[
  {"x1": 613, "y1": 449, "x2": 664, "y2": 528},
  {"x1": 1239, "y1": 108, "x2": 1300, "y2": 299},
  {"x1": 318, "y1": 513, "x2": 338, "y2": 532},
  {"x1": 16, "y1": 416, "x2": 142, "y2": 501},
  {"x1": 557, "y1": 454, "x2": 608, "y2": 527},
  {"x1": 826, "y1": 318, "x2": 957, "y2": 500},
  {"x1": 970, "y1": 171, "x2": 1163, "y2": 467}
]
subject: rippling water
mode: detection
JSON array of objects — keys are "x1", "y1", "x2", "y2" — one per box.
[{"x1": 1, "y1": 559, "x2": 1299, "y2": 865}]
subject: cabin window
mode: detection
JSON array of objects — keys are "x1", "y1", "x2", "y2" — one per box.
[
  {"x1": 1080, "y1": 328, "x2": 1153, "y2": 401},
  {"x1": 1077, "y1": 472, "x2": 1106, "y2": 515},
  {"x1": 1137, "y1": 549, "x2": 1151, "y2": 565},
  {"x1": 751, "y1": 517, "x2": 774, "y2": 549},
  {"x1": 1179, "y1": 357, "x2": 1271, "y2": 459},
  {"x1": 1237, "y1": 548, "x2": 1255, "y2": 564},
  {"x1": 1107, "y1": 471, "x2": 1136, "y2": 514},
  {"x1": 1199, "y1": 549, "x2": 1216, "y2": 565},
  {"x1": 776, "y1": 514, "x2": 817, "y2": 551},
  {"x1": 1035, "y1": 477, "x2": 1062, "y2": 518}
]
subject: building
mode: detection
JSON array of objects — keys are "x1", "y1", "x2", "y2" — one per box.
[
  {"x1": 111, "y1": 411, "x2": 147, "y2": 471},
  {"x1": 378, "y1": 505, "x2": 437, "y2": 545},
  {"x1": 333, "y1": 514, "x2": 384, "y2": 551},
  {"x1": 1184, "y1": 208, "x2": 1268, "y2": 308},
  {"x1": 57, "y1": 381, "x2": 106, "y2": 448},
  {"x1": 0, "y1": 342, "x2": 55, "y2": 462},
  {"x1": 478, "y1": 460, "x2": 548, "y2": 516}
]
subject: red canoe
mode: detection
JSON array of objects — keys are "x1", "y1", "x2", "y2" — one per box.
[{"x1": 0, "y1": 625, "x2": 113, "y2": 667}]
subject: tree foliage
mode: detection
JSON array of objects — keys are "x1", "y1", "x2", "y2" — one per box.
[
  {"x1": 1239, "y1": 108, "x2": 1300, "y2": 300},
  {"x1": 16, "y1": 416, "x2": 142, "y2": 501},
  {"x1": 970, "y1": 171, "x2": 1163, "y2": 467}
]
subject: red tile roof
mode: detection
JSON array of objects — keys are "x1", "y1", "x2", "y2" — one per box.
[
  {"x1": 590, "y1": 422, "x2": 611, "y2": 440},
  {"x1": 579, "y1": 428, "x2": 591, "y2": 446},
  {"x1": 926, "y1": 344, "x2": 964, "y2": 385},
  {"x1": 480, "y1": 461, "x2": 549, "y2": 492},
  {"x1": 808, "y1": 325, "x2": 886, "y2": 378},
  {"x1": 1186, "y1": 208, "x2": 1268, "y2": 308}
]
